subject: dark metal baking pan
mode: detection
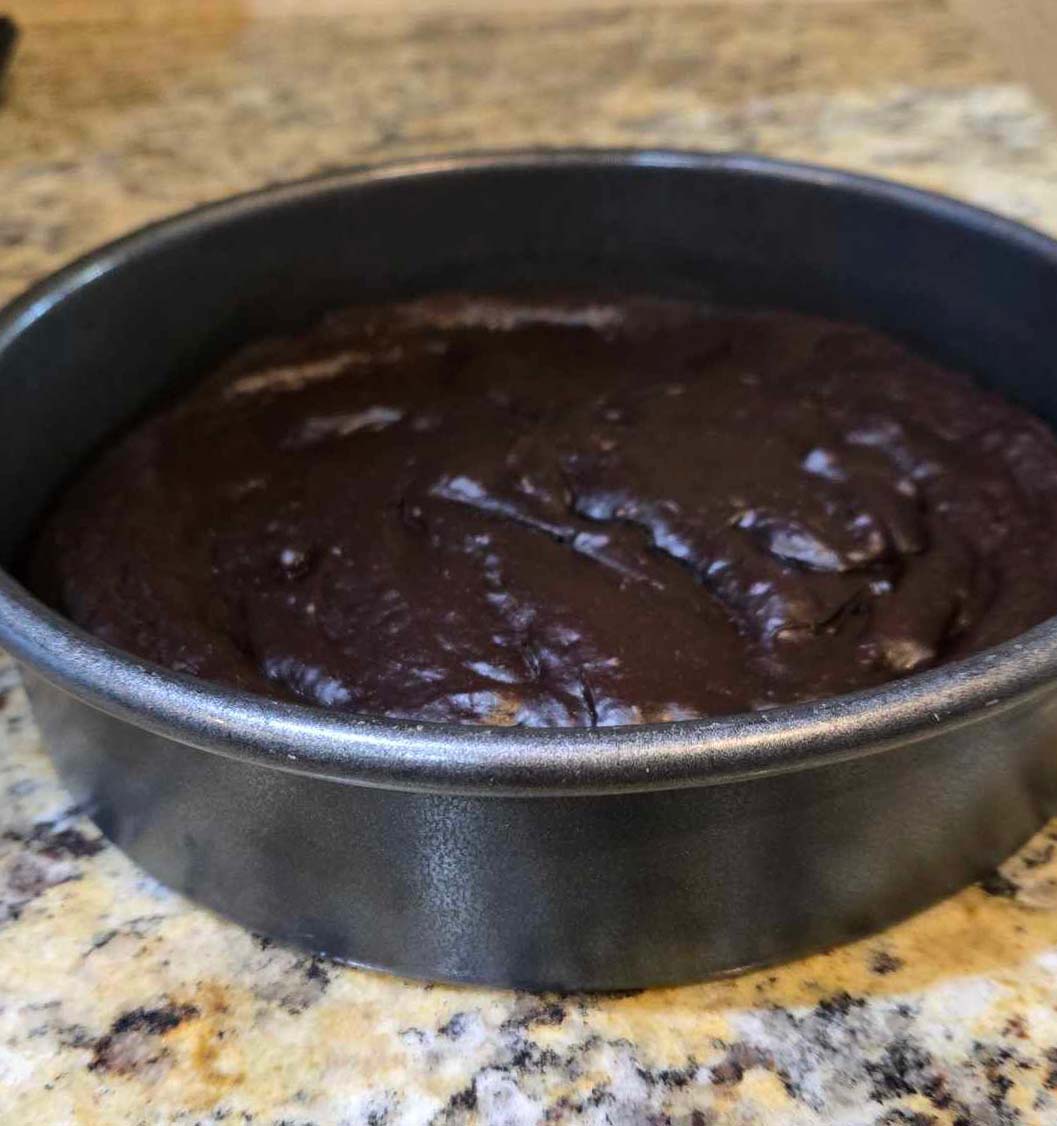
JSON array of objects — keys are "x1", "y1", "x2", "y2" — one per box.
[{"x1": 2, "y1": 151, "x2": 1057, "y2": 989}]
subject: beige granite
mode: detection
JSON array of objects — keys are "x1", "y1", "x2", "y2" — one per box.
[{"x1": 5, "y1": 1, "x2": 1057, "y2": 1122}]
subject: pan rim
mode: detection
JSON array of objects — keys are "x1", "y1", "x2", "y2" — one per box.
[{"x1": 3, "y1": 147, "x2": 1057, "y2": 796}]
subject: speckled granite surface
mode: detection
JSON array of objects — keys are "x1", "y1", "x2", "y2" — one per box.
[{"x1": 5, "y1": 2, "x2": 1057, "y2": 1122}]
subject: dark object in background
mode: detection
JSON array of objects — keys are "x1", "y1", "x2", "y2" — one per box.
[
  {"x1": 2, "y1": 152, "x2": 1057, "y2": 990},
  {"x1": 0, "y1": 17, "x2": 17, "y2": 89}
]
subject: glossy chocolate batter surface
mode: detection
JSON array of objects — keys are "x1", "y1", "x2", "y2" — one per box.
[{"x1": 30, "y1": 296, "x2": 1057, "y2": 726}]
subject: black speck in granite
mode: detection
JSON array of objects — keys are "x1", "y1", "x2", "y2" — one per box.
[
  {"x1": 870, "y1": 949, "x2": 906, "y2": 976},
  {"x1": 711, "y1": 1042, "x2": 774, "y2": 1087},
  {"x1": 1043, "y1": 1047, "x2": 1057, "y2": 1090},
  {"x1": 438, "y1": 1011, "x2": 470, "y2": 1040},
  {"x1": 974, "y1": 1041, "x2": 1030, "y2": 1117},
  {"x1": 82, "y1": 913, "x2": 168, "y2": 957},
  {"x1": 29, "y1": 825, "x2": 105, "y2": 860},
  {"x1": 653, "y1": 1062, "x2": 699, "y2": 1089},
  {"x1": 250, "y1": 951, "x2": 332, "y2": 1016},
  {"x1": 2, "y1": 847, "x2": 82, "y2": 919},
  {"x1": 1003, "y1": 1016, "x2": 1029, "y2": 1040},
  {"x1": 1020, "y1": 842, "x2": 1055, "y2": 869},
  {"x1": 584, "y1": 1085, "x2": 612, "y2": 1109},
  {"x1": 866, "y1": 1037, "x2": 937, "y2": 1101},
  {"x1": 89, "y1": 1001, "x2": 199, "y2": 1073},
  {"x1": 815, "y1": 991, "x2": 868, "y2": 1022},
  {"x1": 108, "y1": 1003, "x2": 198, "y2": 1038},
  {"x1": 56, "y1": 1024, "x2": 95, "y2": 1050},
  {"x1": 689, "y1": 1113, "x2": 718, "y2": 1126},
  {"x1": 501, "y1": 998, "x2": 566, "y2": 1032},
  {"x1": 979, "y1": 871, "x2": 1020, "y2": 898},
  {"x1": 509, "y1": 1042, "x2": 564, "y2": 1073},
  {"x1": 0, "y1": 812, "x2": 105, "y2": 922},
  {"x1": 438, "y1": 1081, "x2": 477, "y2": 1118},
  {"x1": 303, "y1": 955, "x2": 330, "y2": 986}
]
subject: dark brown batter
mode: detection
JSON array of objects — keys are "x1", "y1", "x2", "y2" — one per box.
[{"x1": 29, "y1": 295, "x2": 1057, "y2": 726}]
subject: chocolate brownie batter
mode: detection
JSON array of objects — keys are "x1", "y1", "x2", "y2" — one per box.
[{"x1": 29, "y1": 295, "x2": 1057, "y2": 726}]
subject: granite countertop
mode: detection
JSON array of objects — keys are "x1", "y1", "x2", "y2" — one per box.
[{"x1": 5, "y1": 2, "x2": 1057, "y2": 1122}]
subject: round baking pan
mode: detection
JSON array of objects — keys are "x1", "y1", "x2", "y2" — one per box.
[{"x1": 2, "y1": 151, "x2": 1057, "y2": 990}]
